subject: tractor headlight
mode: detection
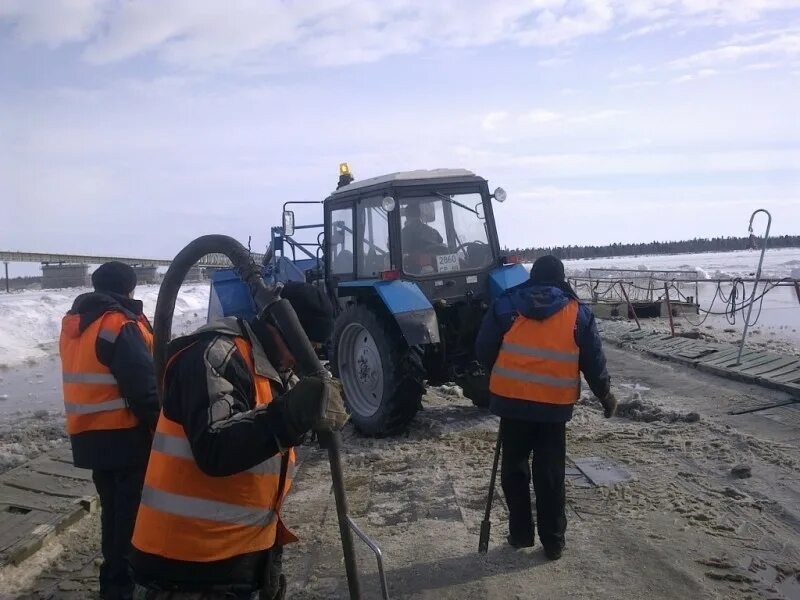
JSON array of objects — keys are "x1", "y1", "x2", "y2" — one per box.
[
  {"x1": 382, "y1": 196, "x2": 396, "y2": 212},
  {"x1": 493, "y1": 187, "x2": 507, "y2": 203}
]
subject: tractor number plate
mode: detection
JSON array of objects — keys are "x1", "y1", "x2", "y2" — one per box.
[{"x1": 436, "y1": 253, "x2": 460, "y2": 273}]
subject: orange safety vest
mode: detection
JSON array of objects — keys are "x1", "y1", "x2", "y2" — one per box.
[
  {"x1": 132, "y1": 337, "x2": 296, "y2": 563},
  {"x1": 489, "y1": 300, "x2": 580, "y2": 406},
  {"x1": 60, "y1": 311, "x2": 154, "y2": 435}
]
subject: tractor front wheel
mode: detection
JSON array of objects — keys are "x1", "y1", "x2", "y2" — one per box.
[{"x1": 332, "y1": 305, "x2": 423, "y2": 436}]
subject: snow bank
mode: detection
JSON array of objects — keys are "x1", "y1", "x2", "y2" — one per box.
[{"x1": 0, "y1": 284, "x2": 210, "y2": 367}]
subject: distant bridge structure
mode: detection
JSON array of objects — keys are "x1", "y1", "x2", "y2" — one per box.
[
  {"x1": 0, "y1": 250, "x2": 264, "y2": 268},
  {"x1": 1, "y1": 250, "x2": 264, "y2": 291}
]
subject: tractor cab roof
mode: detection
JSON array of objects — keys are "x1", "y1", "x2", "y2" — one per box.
[{"x1": 328, "y1": 168, "x2": 485, "y2": 199}]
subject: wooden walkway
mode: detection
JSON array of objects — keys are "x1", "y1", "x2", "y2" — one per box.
[
  {"x1": 603, "y1": 326, "x2": 800, "y2": 402},
  {"x1": 0, "y1": 446, "x2": 95, "y2": 567}
]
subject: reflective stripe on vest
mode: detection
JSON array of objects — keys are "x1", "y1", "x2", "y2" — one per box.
[
  {"x1": 59, "y1": 311, "x2": 153, "y2": 434},
  {"x1": 489, "y1": 300, "x2": 581, "y2": 406},
  {"x1": 132, "y1": 336, "x2": 296, "y2": 563}
]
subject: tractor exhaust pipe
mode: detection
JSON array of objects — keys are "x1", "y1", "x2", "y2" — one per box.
[{"x1": 154, "y1": 235, "x2": 363, "y2": 599}]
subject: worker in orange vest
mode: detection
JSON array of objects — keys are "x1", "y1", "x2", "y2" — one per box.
[
  {"x1": 129, "y1": 282, "x2": 346, "y2": 600},
  {"x1": 476, "y1": 255, "x2": 617, "y2": 560},
  {"x1": 59, "y1": 261, "x2": 160, "y2": 600}
]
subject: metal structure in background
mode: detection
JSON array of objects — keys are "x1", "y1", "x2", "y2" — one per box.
[
  {"x1": 577, "y1": 268, "x2": 700, "y2": 305},
  {"x1": 3, "y1": 262, "x2": 8, "y2": 293},
  {"x1": 736, "y1": 209, "x2": 772, "y2": 365},
  {"x1": 0, "y1": 250, "x2": 264, "y2": 269},
  {"x1": 663, "y1": 282, "x2": 675, "y2": 336}
]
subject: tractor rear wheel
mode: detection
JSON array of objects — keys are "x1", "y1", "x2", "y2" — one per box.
[{"x1": 332, "y1": 305, "x2": 423, "y2": 436}]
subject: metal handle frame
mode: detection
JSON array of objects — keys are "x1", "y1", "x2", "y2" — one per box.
[{"x1": 346, "y1": 515, "x2": 390, "y2": 599}]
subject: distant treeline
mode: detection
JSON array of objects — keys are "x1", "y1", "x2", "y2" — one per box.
[{"x1": 507, "y1": 235, "x2": 800, "y2": 261}]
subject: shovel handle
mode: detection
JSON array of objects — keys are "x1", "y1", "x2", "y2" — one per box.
[{"x1": 478, "y1": 425, "x2": 503, "y2": 553}]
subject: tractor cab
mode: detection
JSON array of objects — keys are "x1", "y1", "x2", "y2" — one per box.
[{"x1": 323, "y1": 166, "x2": 507, "y2": 300}]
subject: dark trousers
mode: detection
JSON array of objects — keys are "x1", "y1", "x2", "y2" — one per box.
[
  {"x1": 93, "y1": 468, "x2": 147, "y2": 599},
  {"x1": 500, "y1": 418, "x2": 567, "y2": 549}
]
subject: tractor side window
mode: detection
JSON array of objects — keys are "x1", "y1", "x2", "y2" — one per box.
[
  {"x1": 329, "y1": 207, "x2": 354, "y2": 275},
  {"x1": 357, "y1": 197, "x2": 391, "y2": 278}
]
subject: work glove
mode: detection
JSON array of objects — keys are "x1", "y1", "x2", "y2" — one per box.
[
  {"x1": 275, "y1": 377, "x2": 348, "y2": 446},
  {"x1": 600, "y1": 391, "x2": 618, "y2": 419}
]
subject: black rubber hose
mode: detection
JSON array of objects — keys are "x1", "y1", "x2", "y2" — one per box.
[
  {"x1": 153, "y1": 234, "x2": 359, "y2": 598},
  {"x1": 153, "y1": 234, "x2": 271, "y2": 393}
]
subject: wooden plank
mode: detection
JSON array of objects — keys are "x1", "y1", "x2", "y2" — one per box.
[
  {"x1": 0, "y1": 503, "x2": 87, "y2": 566},
  {"x1": 756, "y1": 361, "x2": 800, "y2": 380},
  {"x1": 698, "y1": 348, "x2": 742, "y2": 365},
  {"x1": 29, "y1": 459, "x2": 93, "y2": 482},
  {"x1": 768, "y1": 369, "x2": 800, "y2": 384},
  {"x1": 48, "y1": 446, "x2": 75, "y2": 464},
  {"x1": 706, "y1": 351, "x2": 763, "y2": 368},
  {"x1": 0, "y1": 483, "x2": 77, "y2": 513},
  {"x1": 0, "y1": 509, "x2": 55, "y2": 554},
  {"x1": 731, "y1": 354, "x2": 787, "y2": 373},
  {"x1": 3, "y1": 470, "x2": 95, "y2": 499},
  {"x1": 743, "y1": 357, "x2": 799, "y2": 377}
]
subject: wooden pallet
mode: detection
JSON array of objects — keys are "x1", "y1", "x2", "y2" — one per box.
[
  {"x1": 0, "y1": 446, "x2": 96, "y2": 567},
  {"x1": 601, "y1": 324, "x2": 800, "y2": 399}
]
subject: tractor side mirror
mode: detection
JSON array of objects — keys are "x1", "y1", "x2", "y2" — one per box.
[{"x1": 283, "y1": 211, "x2": 295, "y2": 237}]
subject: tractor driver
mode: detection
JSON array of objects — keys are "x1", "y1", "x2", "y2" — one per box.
[{"x1": 402, "y1": 202, "x2": 445, "y2": 273}]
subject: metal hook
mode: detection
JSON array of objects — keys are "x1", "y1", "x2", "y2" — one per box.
[{"x1": 736, "y1": 209, "x2": 772, "y2": 364}]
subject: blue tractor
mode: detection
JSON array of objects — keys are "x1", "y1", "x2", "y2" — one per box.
[{"x1": 209, "y1": 164, "x2": 528, "y2": 436}]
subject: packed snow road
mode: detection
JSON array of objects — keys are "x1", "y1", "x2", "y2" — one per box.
[{"x1": 2, "y1": 346, "x2": 799, "y2": 599}]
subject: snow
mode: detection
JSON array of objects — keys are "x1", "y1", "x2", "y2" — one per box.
[
  {"x1": 561, "y1": 247, "x2": 800, "y2": 280},
  {"x1": 0, "y1": 284, "x2": 210, "y2": 368}
]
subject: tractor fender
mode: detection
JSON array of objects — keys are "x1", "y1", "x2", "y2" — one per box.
[
  {"x1": 337, "y1": 280, "x2": 440, "y2": 345},
  {"x1": 488, "y1": 263, "x2": 529, "y2": 300}
]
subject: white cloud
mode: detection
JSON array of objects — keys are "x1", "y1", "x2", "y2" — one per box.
[
  {"x1": 523, "y1": 109, "x2": 562, "y2": 124},
  {"x1": 2, "y1": 0, "x2": 799, "y2": 69},
  {"x1": 671, "y1": 29, "x2": 800, "y2": 69},
  {"x1": 481, "y1": 111, "x2": 510, "y2": 132},
  {"x1": 672, "y1": 67, "x2": 718, "y2": 83}
]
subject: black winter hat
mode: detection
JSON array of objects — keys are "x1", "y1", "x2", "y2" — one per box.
[
  {"x1": 530, "y1": 255, "x2": 566, "y2": 284},
  {"x1": 281, "y1": 281, "x2": 334, "y2": 343},
  {"x1": 92, "y1": 261, "x2": 137, "y2": 295}
]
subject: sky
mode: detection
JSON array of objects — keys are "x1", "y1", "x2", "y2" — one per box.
[{"x1": 1, "y1": 0, "x2": 799, "y2": 266}]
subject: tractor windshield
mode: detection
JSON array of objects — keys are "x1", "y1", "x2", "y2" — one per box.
[{"x1": 400, "y1": 193, "x2": 493, "y2": 275}]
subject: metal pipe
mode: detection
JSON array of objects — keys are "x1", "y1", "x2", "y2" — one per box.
[
  {"x1": 736, "y1": 209, "x2": 772, "y2": 365},
  {"x1": 4, "y1": 262, "x2": 8, "y2": 293},
  {"x1": 618, "y1": 282, "x2": 641, "y2": 330},
  {"x1": 663, "y1": 283, "x2": 675, "y2": 337},
  {"x1": 322, "y1": 432, "x2": 362, "y2": 600}
]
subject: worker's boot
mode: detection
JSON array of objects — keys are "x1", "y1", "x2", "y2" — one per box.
[
  {"x1": 543, "y1": 543, "x2": 564, "y2": 561},
  {"x1": 506, "y1": 534, "x2": 534, "y2": 549}
]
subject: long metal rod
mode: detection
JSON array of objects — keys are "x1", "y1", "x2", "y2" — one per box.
[
  {"x1": 4, "y1": 262, "x2": 8, "y2": 293},
  {"x1": 663, "y1": 283, "x2": 675, "y2": 337},
  {"x1": 737, "y1": 209, "x2": 772, "y2": 365},
  {"x1": 346, "y1": 516, "x2": 389, "y2": 599},
  {"x1": 321, "y1": 431, "x2": 362, "y2": 599},
  {"x1": 617, "y1": 281, "x2": 641, "y2": 330}
]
